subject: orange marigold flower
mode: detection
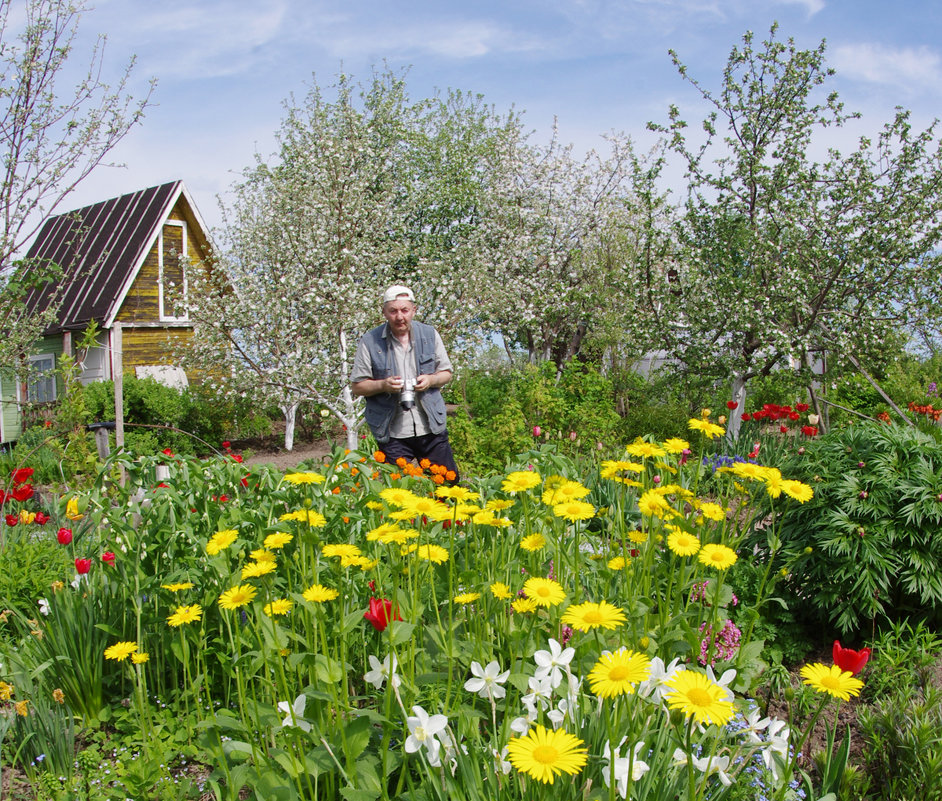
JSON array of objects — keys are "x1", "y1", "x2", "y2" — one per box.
[
  {"x1": 332, "y1": 487, "x2": 341, "y2": 495},
  {"x1": 371, "y1": 471, "x2": 379, "y2": 479},
  {"x1": 446, "y1": 470, "x2": 456, "y2": 481},
  {"x1": 342, "y1": 516, "x2": 350, "y2": 523},
  {"x1": 396, "y1": 457, "x2": 408, "y2": 468},
  {"x1": 374, "y1": 451, "x2": 387, "y2": 463},
  {"x1": 391, "y1": 472, "x2": 402, "y2": 480},
  {"x1": 420, "y1": 458, "x2": 431, "y2": 469},
  {"x1": 432, "y1": 475, "x2": 445, "y2": 485},
  {"x1": 351, "y1": 468, "x2": 359, "y2": 476}
]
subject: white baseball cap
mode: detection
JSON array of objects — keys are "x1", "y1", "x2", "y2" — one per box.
[{"x1": 382, "y1": 285, "x2": 415, "y2": 304}]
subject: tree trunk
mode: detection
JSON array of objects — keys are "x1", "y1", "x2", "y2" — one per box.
[
  {"x1": 726, "y1": 374, "x2": 748, "y2": 441},
  {"x1": 283, "y1": 402, "x2": 298, "y2": 451}
]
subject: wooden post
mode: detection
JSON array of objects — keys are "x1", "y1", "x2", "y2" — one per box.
[
  {"x1": 94, "y1": 427, "x2": 111, "y2": 460},
  {"x1": 113, "y1": 323, "x2": 125, "y2": 449}
]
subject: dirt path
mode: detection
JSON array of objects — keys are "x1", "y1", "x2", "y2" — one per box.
[{"x1": 241, "y1": 438, "x2": 334, "y2": 472}]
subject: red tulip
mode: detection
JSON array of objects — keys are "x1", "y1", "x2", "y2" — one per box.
[
  {"x1": 726, "y1": 401, "x2": 738, "y2": 410},
  {"x1": 57, "y1": 527, "x2": 73, "y2": 545},
  {"x1": 222, "y1": 441, "x2": 231, "y2": 449},
  {"x1": 779, "y1": 424, "x2": 788, "y2": 434},
  {"x1": 11, "y1": 484, "x2": 33, "y2": 502},
  {"x1": 102, "y1": 552, "x2": 116, "y2": 567},
  {"x1": 796, "y1": 403, "x2": 810, "y2": 412},
  {"x1": 75, "y1": 558, "x2": 92, "y2": 574},
  {"x1": 34, "y1": 512, "x2": 49, "y2": 525},
  {"x1": 363, "y1": 597, "x2": 401, "y2": 632},
  {"x1": 11, "y1": 468, "x2": 34, "y2": 485},
  {"x1": 533, "y1": 425, "x2": 542, "y2": 437},
  {"x1": 833, "y1": 640, "x2": 871, "y2": 675},
  {"x1": 741, "y1": 413, "x2": 752, "y2": 422},
  {"x1": 162, "y1": 448, "x2": 173, "y2": 457},
  {"x1": 5, "y1": 514, "x2": 17, "y2": 527}
]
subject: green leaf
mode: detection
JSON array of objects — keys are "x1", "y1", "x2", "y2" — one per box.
[
  {"x1": 342, "y1": 714, "x2": 373, "y2": 762},
  {"x1": 314, "y1": 653, "x2": 344, "y2": 684},
  {"x1": 386, "y1": 620, "x2": 415, "y2": 646}
]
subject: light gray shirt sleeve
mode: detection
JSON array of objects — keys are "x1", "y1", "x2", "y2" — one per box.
[
  {"x1": 433, "y1": 331, "x2": 453, "y2": 375},
  {"x1": 350, "y1": 337, "x2": 374, "y2": 384}
]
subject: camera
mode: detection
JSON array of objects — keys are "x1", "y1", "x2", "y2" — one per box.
[{"x1": 399, "y1": 378, "x2": 416, "y2": 409}]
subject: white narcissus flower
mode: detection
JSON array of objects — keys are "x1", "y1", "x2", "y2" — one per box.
[
  {"x1": 278, "y1": 694, "x2": 311, "y2": 732},
  {"x1": 405, "y1": 705, "x2": 448, "y2": 765},
  {"x1": 509, "y1": 698, "x2": 538, "y2": 735},
  {"x1": 637, "y1": 656, "x2": 682, "y2": 702},
  {"x1": 521, "y1": 675, "x2": 554, "y2": 710},
  {"x1": 464, "y1": 660, "x2": 509, "y2": 700},
  {"x1": 364, "y1": 653, "x2": 401, "y2": 690},
  {"x1": 603, "y1": 740, "x2": 650, "y2": 798},
  {"x1": 546, "y1": 699, "x2": 570, "y2": 729},
  {"x1": 38, "y1": 598, "x2": 50, "y2": 616},
  {"x1": 532, "y1": 638, "x2": 575, "y2": 689},
  {"x1": 492, "y1": 746, "x2": 512, "y2": 775},
  {"x1": 706, "y1": 665, "x2": 737, "y2": 701},
  {"x1": 762, "y1": 719, "x2": 791, "y2": 779}
]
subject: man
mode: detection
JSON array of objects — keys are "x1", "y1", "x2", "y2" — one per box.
[{"x1": 351, "y1": 285, "x2": 459, "y2": 478}]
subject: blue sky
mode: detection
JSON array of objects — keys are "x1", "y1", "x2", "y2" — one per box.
[{"x1": 56, "y1": 0, "x2": 942, "y2": 233}]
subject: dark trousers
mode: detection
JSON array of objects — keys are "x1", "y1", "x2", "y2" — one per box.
[{"x1": 379, "y1": 430, "x2": 459, "y2": 482}]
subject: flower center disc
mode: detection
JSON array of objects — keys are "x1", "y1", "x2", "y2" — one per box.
[
  {"x1": 584, "y1": 611, "x2": 603, "y2": 624},
  {"x1": 686, "y1": 687, "x2": 714, "y2": 707},
  {"x1": 532, "y1": 745, "x2": 559, "y2": 765},
  {"x1": 821, "y1": 676, "x2": 840, "y2": 691},
  {"x1": 608, "y1": 665, "x2": 630, "y2": 681}
]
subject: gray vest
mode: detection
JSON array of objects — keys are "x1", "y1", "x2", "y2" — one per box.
[{"x1": 362, "y1": 320, "x2": 447, "y2": 443}]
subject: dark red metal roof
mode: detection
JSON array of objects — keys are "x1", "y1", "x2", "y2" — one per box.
[{"x1": 21, "y1": 181, "x2": 182, "y2": 334}]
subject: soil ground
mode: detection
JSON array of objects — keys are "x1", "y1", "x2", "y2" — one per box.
[{"x1": 238, "y1": 437, "x2": 333, "y2": 472}]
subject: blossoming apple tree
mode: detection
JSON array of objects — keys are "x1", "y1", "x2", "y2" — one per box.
[
  {"x1": 651, "y1": 25, "x2": 942, "y2": 437},
  {"x1": 185, "y1": 73, "x2": 522, "y2": 450}
]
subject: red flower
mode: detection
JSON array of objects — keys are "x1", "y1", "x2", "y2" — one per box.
[
  {"x1": 801, "y1": 425, "x2": 819, "y2": 437},
  {"x1": 779, "y1": 425, "x2": 788, "y2": 434},
  {"x1": 833, "y1": 640, "x2": 871, "y2": 675},
  {"x1": 221, "y1": 441, "x2": 231, "y2": 449},
  {"x1": 741, "y1": 413, "x2": 752, "y2": 422},
  {"x1": 34, "y1": 512, "x2": 49, "y2": 525},
  {"x1": 230, "y1": 454, "x2": 243, "y2": 463},
  {"x1": 162, "y1": 448, "x2": 173, "y2": 457},
  {"x1": 795, "y1": 403, "x2": 810, "y2": 412},
  {"x1": 74, "y1": 558, "x2": 92, "y2": 574},
  {"x1": 156, "y1": 482, "x2": 169, "y2": 488},
  {"x1": 0, "y1": 490, "x2": 5, "y2": 504},
  {"x1": 218, "y1": 494, "x2": 229, "y2": 503},
  {"x1": 11, "y1": 484, "x2": 34, "y2": 502},
  {"x1": 788, "y1": 411, "x2": 800, "y2": 421},
  {"x1": 57, "y1": 527, "x2": 73, "y2": 545},
  {"x1": 240, "y1": 475, "x2": 249, "y2": 488},
  {"x1": 363, "y1": 597, "x2": 401, "y2": 632},
  {"x1": 726, "y1": 401, "x2": 738, "y2": 410},
  {"x1": 11, "y1": 468, "x2": 34, "y2": 485},
  {"x1": 5, "y1": 514, "x2": 17, "y2": 526},
  {"x1": 102, "y1": 552, "x2": 116, "y2": 567}
]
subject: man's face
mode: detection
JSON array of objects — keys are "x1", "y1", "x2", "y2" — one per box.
[{"x1": 383, "y1": 298, "x2": 416, "y2": 336}]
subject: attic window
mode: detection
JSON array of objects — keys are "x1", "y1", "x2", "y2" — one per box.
[{"x1": 159, "y1": 221, "x2": 188, "y2": 321}]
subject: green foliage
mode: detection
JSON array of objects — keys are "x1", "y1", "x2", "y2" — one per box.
[
  {"x1": 747, "y1": 421, "x2": 942, "y2": 634},
  {"x1": 0, "y1": 528, "x2": 72, "y2": 612},
  {"x1": 449, "y1": 361, "x2": 629, "y2": 473},
  {"x1": 858, "y1": 683, "x2": 942, "y2": 801},
  {"x1": 861, "y1": 619, "x2": 942, "y2": 702}
]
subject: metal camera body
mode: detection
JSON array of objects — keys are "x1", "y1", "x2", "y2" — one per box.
[{"x1": 399, "y1": 378, "x2": 417, "y2": 409}]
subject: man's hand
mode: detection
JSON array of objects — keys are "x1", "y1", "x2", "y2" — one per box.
[{"x1": 413, "y1": 374, "x2": 433, "y2": 391}]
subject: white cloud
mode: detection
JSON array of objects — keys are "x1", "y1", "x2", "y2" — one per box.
[
  {"x1": 315, "y1": 19, "x2": 547, "y2": 60},
  {"x1": 831, "y1": 42, "x2": 942, "y2": 94}
]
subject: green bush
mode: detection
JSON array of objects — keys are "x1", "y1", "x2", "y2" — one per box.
[
  {"x1": 0, "y1": 529, "x2": 73, "y2": 612},
  {"x1": 746, "y1": 421, "x2": 942, "y2": 634}
]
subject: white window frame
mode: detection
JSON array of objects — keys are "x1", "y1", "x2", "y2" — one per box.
[
  {"x1": 158, "y1": 220, "x2": 189, "y2": 322},
  {"x1": 26, "y1": 353, "x2": 57, "y2": 403}
]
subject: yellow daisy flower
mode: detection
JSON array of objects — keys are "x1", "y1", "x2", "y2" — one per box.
[
  {"x1": 781, "y1": 480, "x2": 814, "y2": 503},
  {"x1": 104, "y1": 641, "x2": 138, "y2": 661},
  {"x1": 283, "y1": 472, "x2": 325, "y2": 484},
  {"x1": 663, "y1": 437, "x2": 690, "y2": 454},
  {"x1": 665, "y1": 669, "x2": 735, "y2": 726},
  {"x1": 799, "y1": 663, "x2": 864, "y2": 701},
  {"x1": 161, "y1": 582, "x2": 194, "y2": 592},
  {"x1": 522, "y1": 577, "x2": 567, "y2": 607},
  {"x1": 698, "y1": 543, "x2": 738, "y2": 570},
  {"x1": 131, "y1": 652, "x2": 149, "y2": 664},
  {"x1": 667, "y1": 530, "x2": 701, "y2": 557},
  {"x1": 587, "y1": 648, "x2": 651, "y2": 697},
  {"x1": 561, "y1": 600, "x2": 627, "y2": 632},
  {"x1": 218, "y1": 584, "x2": 257, "y2": 610},
  {"x1": 322, "y1": 543, "x2": 361, "y2": 559},
  {"x1": 453, "y1": 592, "x2": 481, "y2": 604},
  {"x1": 501, "y1": 471, "x2": 542, "y2": 494},
  {"x1": 263, "y1": 532, "x2": 293, "y2": 550},
  {"x1": 520, "y1": 533, "x2": 546, "y2": 551},
  {"x1": 688, "y1": 418, "x2": 725, "y2": 439},
  {"x1": 241, "y1": 561, "x2": 276, "y2": 579},
  {"x1": 303, "y1": 584, "x2": 339, "y2": 603},
  {"x1": 512, "y1": 597, "x2": 538, "y2": 613},
  {"x1": 206, "y1": 529, "x2": 238, "y2": 555},
  {"x1": 506, "y1": 725, "x2": 588, "y2": 784},
  {"x1": 552, "y1": 500, "x2": 595, "y2": 522},
  {"x1": 264, "y1": 599, "x2": 294, "y2": 616},
  {"x1": 490, "y1": 582, "x2": 513, "y2": 599},
  {"x1": 167, "y1": 604, "x2": 203, "y2": 627}
]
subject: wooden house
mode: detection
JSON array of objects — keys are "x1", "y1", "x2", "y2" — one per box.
[{"x1": 0, "y1": 181, "x2": 212, "y2": 443}]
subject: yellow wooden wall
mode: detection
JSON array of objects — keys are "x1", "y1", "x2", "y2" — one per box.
[{"x1": 121, "y1": 328, "x2": 194, "y2": 374}]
